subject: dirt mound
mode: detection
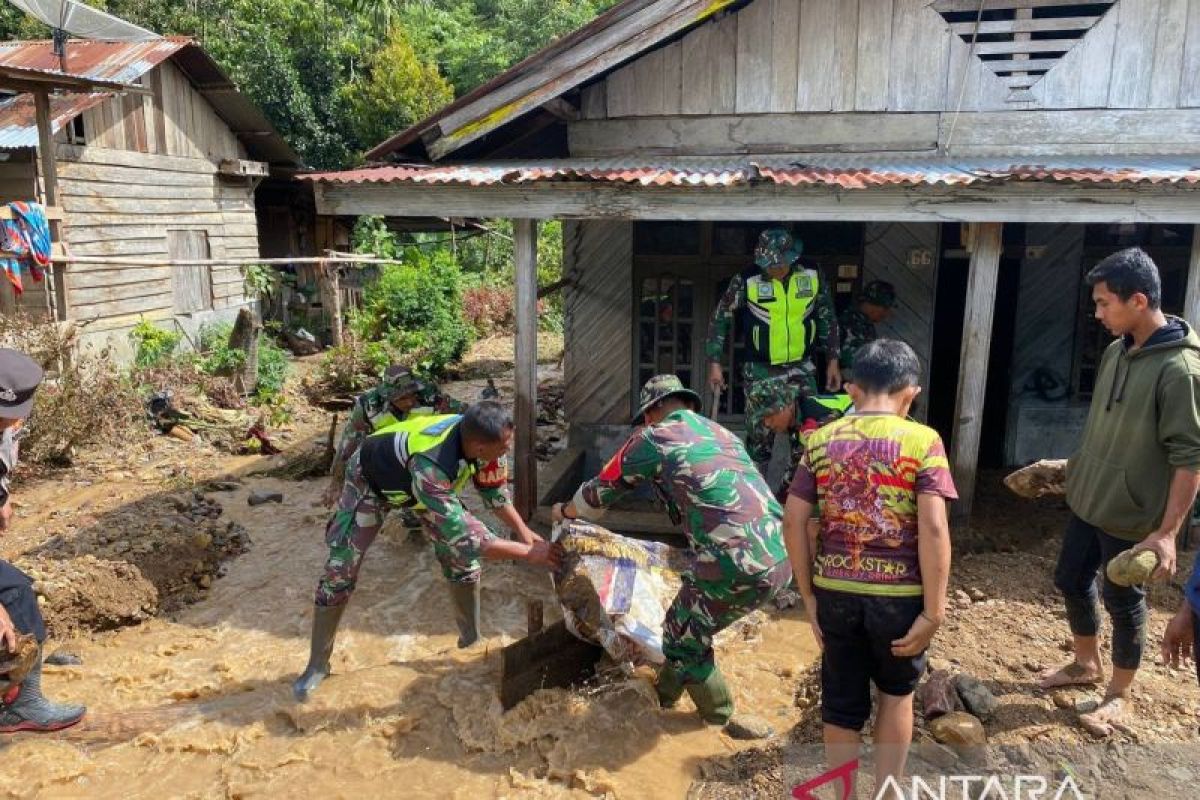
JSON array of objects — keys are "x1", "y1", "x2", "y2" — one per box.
[{"x1": 16, "y1": 490, "x2": 251, "y2": 636}]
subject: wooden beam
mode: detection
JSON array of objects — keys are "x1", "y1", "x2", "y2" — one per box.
[
  {"x1": 514, "y1": 219, "x2": 538, "y2": 519},
  {"x1": 1185, "y1": 225, "x2": 1200, "y2": 329},
  {"x1": 427, "y1": 0, "x2": 738, "y2": 159},
  {"x1": 499, "y1": 620, "x2": 603, "y2": 710},
  {"x1": 314, "y1": 181, "x2": 1200, "y2": 224},
  {"x1": 33, "y1": 89, "x2": 69, "y2": 323},
  {"x1": 951, "y1": 222, "x2": 1003, "y2": 523},
  {"x1": 973, "y1": 39, "x2": 1084, "y2": 56},
  {"x1": 950, "y1": 16, "x2": 1100, "y2": 35},
  {"x1": 933, "y1": 0, "x2": 1110, "y2": 10}
]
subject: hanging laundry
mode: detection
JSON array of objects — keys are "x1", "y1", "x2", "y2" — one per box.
[{"x1": 0, "y1": 202, "x2": 51, "y2": 296}]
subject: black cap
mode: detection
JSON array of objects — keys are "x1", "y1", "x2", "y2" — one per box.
[{"x1": 0, "y1": 349, "x2": 42, "y2": 420}]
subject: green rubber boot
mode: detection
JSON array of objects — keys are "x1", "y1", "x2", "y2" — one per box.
[
  {"x1": 655, "y1": 664, "x2": 686, "y2": 709},
  {"x1": 292, "y1": 604, "x2": 346, "y2": 702},
  {"x1": 447, "y1": 581, "x2": 481, "y2": 648},
  {"x1": 685, "y1": 667, "x2": 735, "y2": 725}
]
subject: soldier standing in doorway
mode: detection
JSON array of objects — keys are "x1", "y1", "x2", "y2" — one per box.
[
  {"x1": 705, "y1": 227, "x2": 841, "y2": 477},
  {"x1": 838, "y1": 280, "x2": 896, "y2": 378}
]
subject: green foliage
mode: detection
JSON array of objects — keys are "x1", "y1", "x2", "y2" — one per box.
[
  {"x1": 339, "y1": 26, "x2": 454, "y2": 149},
  {"x1": 195, "y1": 323, "x2": 290, "y2": 403},
  {"x1": 352, "y1": 249, "x2": 469, "y2": 375},
  {"x1": 242, "y1": 264, "x2": 280, "y2": 303},
  {"x1": 130, "y1": 319, "x2": 182, "y2": 369},
  {"x1": 254, "y1": 336, "x2": 291, "y2": 401}
]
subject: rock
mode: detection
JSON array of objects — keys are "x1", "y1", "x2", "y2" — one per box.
[
  {"x1": 247, "y1": 491, "x2": 284, "y2": 507},
  {"x1": 1106, "y1": 550, "x2": 1159, "y2": 587},
  {"x1": 772, "y1": 589, "x2": 800, "y2": 610},
  {"x1": 44, "y1": 650, "x2": 83, "y2": 666},
  {"x1": 966, "y1": 587, "x2": 987, "y2": 603},
  {"x1": 723, "y1": 714, "x2": 774, "y2": 740},
  {"x1": 916, "y1": 737, "x2": 959, "y2": 771},
  {"x1": 1004, "y1": 459, "x2": 1067, "y2": 498},
  {"x1": 928, "y1": 712, "x2": 987, "y2": 755},
  {"x1": 206, "y1": 480, "x2": 242, "y2": 492},
  {"x1": 1075, "y1": 698, "x2": 1099, "y2": 714},
  {"x1": 955, "y1": 674, "x2": 999, "y2": 721},
  {"x1": 928, "y1": 657, "x2": 954, "y2": 674},
  {"x1": 198, "y1": 574, "x2": 213, "y2": 589},
  {"x1": 166, "y1": 494, "x2": 192, "y2": 513},
  {"x1": 953, "y1": 589, "x2": 972, "y2": 607},
  {"x1": 192, "y1": 532, "x2": 213, "y2": 550},
  {"x1": 918, "y1": 670, "x2": 961, "y2": 720},
  {"x1": 1052, "y1": 691, "x2": 1074, "y2": 709}
]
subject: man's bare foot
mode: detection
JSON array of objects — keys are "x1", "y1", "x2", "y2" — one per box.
[
  {"x1": 1079, "y1": 695, "x2": 1128, "y2": 738},
  {"x1": 1039, "y1": 661, "x2": 1104, "y2": 690}
]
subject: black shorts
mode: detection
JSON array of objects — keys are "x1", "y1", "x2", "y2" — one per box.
[{"x1": 816, "y1": 587, "x2": 927, "y2": 732}]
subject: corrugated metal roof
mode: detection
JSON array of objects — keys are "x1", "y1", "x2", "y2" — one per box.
[
  {"x1": 304, "y1": 156, "x2": 1200, "y2": 188},
  {"x1": 0, "y1": 39, "x2": 299, "y2": 165}
]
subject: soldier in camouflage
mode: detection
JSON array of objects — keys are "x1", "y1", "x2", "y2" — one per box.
[
  {"x1": 552, "y1": 375, "x2": 790, "y2": 739},
  {"x1": 837, "y1": 280, "x2": 896, "y2": 376},
  {"x1": 705, "y1": 228, "x2": 841, "y2": 477},
  {"x1": 746, "y1": 380, "x2": 854, "y2": 501},
  {"x1": 294, "y1": 402, "x2": 560, "y2": 702},
  {"x1": 323, "y1": 365, "x2": 465, "y2": 507}
]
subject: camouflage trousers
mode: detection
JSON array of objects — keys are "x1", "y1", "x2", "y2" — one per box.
[
  {"x1": 314, "y1": 454, "x2": 480, "y2": 607},
  {"x1": 742, "y1": 361, "x2": 817, "y2": 468},
  {"x1": 663, "y1": 558, "x2": 792, "y2": 684}
]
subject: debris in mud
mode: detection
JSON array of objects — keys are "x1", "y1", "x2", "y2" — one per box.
[
  {"x1": 248, "y1": 491, "x2": 284, "y2": 507},
  {"x1": 15, "y1": 491, "x2": 251, "y2": 635},
  {"x1": 44, "y1": 649, "x2": 83, "y2": 666}
]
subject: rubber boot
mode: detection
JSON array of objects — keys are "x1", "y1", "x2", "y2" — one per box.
[
  {"x1": 0, "y1": 648, "x2": 86, "y2": 733},
  {"x1": 447, "y1": 581, "x2": 481, "y2": 648},
  {"x1": 655, "y1": 664, "x2": 686, "y2": 709},
  {"x1": 292, "y1": 604, "x2": 346, "y2": 702},
  {"x1": 685, "y1": 667, "x2": 735, "y2": 725}
]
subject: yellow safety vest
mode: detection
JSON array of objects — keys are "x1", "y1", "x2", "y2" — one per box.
[
  {"x1": 744, "y1": 267, "x2": 820, "y2": 366},
  {"x1": 367, "y1": 414, "x2": 475, "y2": 507}
]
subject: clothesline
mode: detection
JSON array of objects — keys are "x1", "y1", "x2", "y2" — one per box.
[{"x1": 1, "y1": 254, "x2": 401, "y2": 271}]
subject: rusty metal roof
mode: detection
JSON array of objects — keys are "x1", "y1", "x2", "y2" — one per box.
[
  {"x1": 0, "y1": 38, "x2": 299, "y2": 165},
  {"x1": 304, "y1": 156, "x2": 1200, "y2": 189}
]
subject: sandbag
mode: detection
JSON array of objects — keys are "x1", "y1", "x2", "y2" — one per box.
[{"x1": 552, "y1": 520, "x2": 691, "y2": 665}]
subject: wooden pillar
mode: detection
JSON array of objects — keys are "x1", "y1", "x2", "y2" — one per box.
[
  {"x1": 514, "y1": 219, "x2": 539, "y2": 519},
  {"x1": 950, "y1": 222, "x2": 1004, "y2": 523},
  {"x1": 33, "y1": 89, "x2": 68, "y2": 322},
  {"x1": 1185, "y1": 225, "x2": 1200, "y2": 328}
]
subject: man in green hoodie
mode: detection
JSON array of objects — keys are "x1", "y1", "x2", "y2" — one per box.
[{"x1": 1040, "y1": 247, "x2": 1200, "y2": 737}]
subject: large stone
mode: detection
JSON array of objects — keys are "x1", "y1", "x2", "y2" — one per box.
[
  {"x1": 724, "y1": 714, "x2": 774, "y2": 740},
  {"x1": 954, "y1": 674, "x2": 999, "y2": 721},
  {"x1": 1003, "y1": 459, "x2": 1067, "y2": 499},
  {"x1": 918, "y1": 670, "x2": 961, "y2": 720},
  {"x1": 928, "y1": 712, "x2": 987, "y2": 756},
  {"x1": 916, "y1": 737, "x2": 959, "y2": 771},
  {"x1": 1106, "y1": 550, "x2": 1159, "y2": 587}
]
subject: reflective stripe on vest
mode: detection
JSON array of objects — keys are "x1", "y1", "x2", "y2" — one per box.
[
  {"x1": 369, "y1": 414, "x2": 473, "y2": 506},
  {"x1": 745, "y1": 269, "x2": 819, "y2": 365}
]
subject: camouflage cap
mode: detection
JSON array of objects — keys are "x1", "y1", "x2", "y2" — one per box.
[
  {"x1": 380, "y1": 365, "x2": 422, "y2": 398},
  {"x1": 746, "y1": 379, "x2": 799, "y2": 431},
  {"x1": 860, "y1": 280, "x2": 896, "y2": 309},
  {"x1": 633, "y1": 374, "x2": 702, "y2": 422},
  {"x1": 754, "y1": 227, "x2": 803, "y2": 270}
]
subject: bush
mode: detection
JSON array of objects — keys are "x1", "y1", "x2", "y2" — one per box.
[
  {"x1": 352, "y1": 249, "x2": 469, "y2": 375},
  {"x1": 129, "y1": 318, "x2": 182, "y2": 369},
  {"x1": 195, "y1": 323, "x2": 290, "y2": 404},
  {"x1": 0, "y1": 314, "x2": 142, "y2": 465},
  {"x1": 462, "y1": 278, "x2": 515, "y2": 337}
]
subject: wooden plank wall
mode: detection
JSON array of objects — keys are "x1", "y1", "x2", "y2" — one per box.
[
  {"x1": 80, "y1": 62, "x2": 246, "y2": 162},
  {"x1": 589, "y1": 0, "x2": 1200, "y2": 120},
  {"x1": 562, "y1": 219, "x2": 634, "y2": 425},
  {"x1": 861, "y1": 222, "x2": 939, "y2": 416},
  {"x1": 55, "y1": 145, "x2": 256, "y2": 336}
]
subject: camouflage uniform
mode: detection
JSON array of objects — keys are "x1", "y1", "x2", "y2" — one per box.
[
  {"x1": 329, "y1": 369, "x2": 465, "y2": 486},
  {"x1": 705, "y1": 229, "x2": 839, "y2": 471},
  {"x1": 315, "y1": 417, "x2": 509, "y2": 607},
  {"x1": 573, "y1": 379, "x2": 790, "y2": 685},
  {"x1": 837, "y1": 280, "x2": 895, "y2": 373},
  {"x1": 746, "y1": 380, "x2": 853, "y2": 499}
]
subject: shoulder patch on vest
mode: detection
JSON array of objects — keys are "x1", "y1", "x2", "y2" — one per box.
[{"x1": 421, "y1": 415, "x2": 462, "y2": 436}]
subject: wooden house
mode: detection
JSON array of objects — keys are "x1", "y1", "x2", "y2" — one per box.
[
  {"x1": 0, "y1": 37, "x2": 300, "y2": 357},
  {"x1": 306, "y1": 0, "x2": 1200, "y2": 522}
]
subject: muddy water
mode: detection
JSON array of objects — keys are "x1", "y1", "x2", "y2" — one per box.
[{"x1": 0, "y1": 476, "x2": 817, "y2": 799}]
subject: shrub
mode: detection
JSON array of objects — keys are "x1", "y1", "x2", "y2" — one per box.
[
  {"x1": 308, "y1": 332, "x2": 393, "y2": 401},
  {"x1": 462, "y1": 279, "x2": 515, "y2": 337},
  {"x1": 0, "y1": 314, "x2": 141, "y2": 465},
  {"x1": 352, "y1": 249, "x2": 469, "y2": 375},
  {"x1": 195, "y1": 322, "x2": 290, "y2": 404},
  {"x1": 129, "y1": 318, "x2": 182, "y2": 369}
]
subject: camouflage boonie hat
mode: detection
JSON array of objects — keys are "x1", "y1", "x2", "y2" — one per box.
[
  {"x1": 746, "y1": 379, "x2": 799, "y2": 431},
  {"x1": 380, "y1": 365, "x2": 422, "y2": 398},
  {"x1": 754, "y1": 227, "x2": 803, "y2": 270},
  {"x1": 860, "y1": 280, "x2": 896, "y2": 308},
  {"x1": 633, "y1": 374, "x2": 702, "y2": 422}
]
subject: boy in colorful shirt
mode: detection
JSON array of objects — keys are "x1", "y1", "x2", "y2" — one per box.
[{"x1": 783, "y1": 339, "x2": 955, "y2": 796}]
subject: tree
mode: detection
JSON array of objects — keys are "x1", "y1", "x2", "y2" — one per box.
[{"x1": 339, "y1": 26, "x2": 453, "y2": 150}]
